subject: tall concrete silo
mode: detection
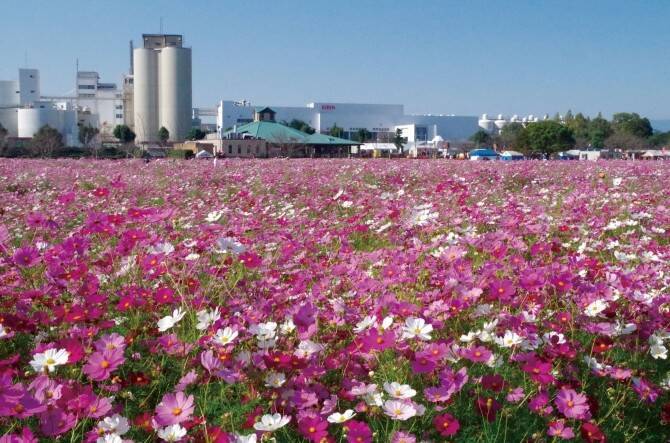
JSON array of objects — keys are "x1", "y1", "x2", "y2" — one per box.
[
  {"x1": 158, "y1": 46, "x2": 192, "y2": 142},
  {"x1": 131, "y1": 34, "x2": 192, "y2": 144},
  {"x1": 133, "y1": 47, "x2": 159, "y2": 143}
]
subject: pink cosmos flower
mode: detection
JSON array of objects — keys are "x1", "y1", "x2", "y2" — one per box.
[
  {"x1": 344, "y1": 420, "x2": 372, "y2": 443},
  {"x1": 462, "y1": 345, "x2": 492, "y2": 363},
  {"x1": 548, "y1": 420, "x2": 576, "y2": 439},
  {"x1": 521, "y1": 357, "x2": 555, "y2": 384},
  {"x1": 83, "y1": 348, "x2": 125, "y2": 381},
  {"x1": 433, "y1": 413, "x2": 460, "y2": 437},
  {"x1": 555, "y1": 388, "x2": 590, "y2": 419},
  {"x1": 13, "y1": 246, "x2": 40, "y2": 268},
  {"x1": 155, "y1": 391, "x2": 195, "y2": 425}
]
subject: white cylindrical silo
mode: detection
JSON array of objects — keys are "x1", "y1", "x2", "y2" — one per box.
[
  {"x1": 133, "y1": 48, "x2": 159, "y2": 143},
  {"x1": 18, "y1": 108, "x2": 49, "y2": 138},
  {"x1": 158, "y1": 46, "x2": 192, "y2": 141}
]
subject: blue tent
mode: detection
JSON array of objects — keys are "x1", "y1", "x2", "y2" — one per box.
[{"x1": 469, "y1": 148, "x2": 499, "y2": 160}]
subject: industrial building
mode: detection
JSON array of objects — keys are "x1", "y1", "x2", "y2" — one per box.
[
  {"x1": 0, "y1": 68, "x2": 80, "y2": 145},
  {"x1": 133, "y1": 34, "x2": 192, "y2": 143},
  {"x1": 478, "y1": 113, "x2": 547, "y2": 133},
  {"x1": 216, "y1": 100, "x2": 480, "y2": 144}
]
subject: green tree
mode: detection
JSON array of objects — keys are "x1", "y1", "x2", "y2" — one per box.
[
  {"x1": 329, "y1": 123, "x2": 344, "y2": 138},
  {"x1": 186, "y1": 128, "x2": 207, "y2": 140},
  {"x1": 393, "y1": 128, "x2": 407, "y2": 155},
  {"x1": 78, "y1": 124, "x2": 99, "y2": 147},
  {"x1": 648, "y1": 131, "x2": 670, "y2": 147},
  {"x1": 518, "y1": 121, "x2": 575, "y2": 155},
  {"x1": 611, "y1": 112, "x2": 653, "y2": 139},
  {"x1": 355, "y1": 129, "x2": 371, "y2": 143},
  {"x1": 158, "y1": 126, "x2": 170, "y2": 145},
  {"x1": 564, "y1": 110, "x2": 574, "y2": 123},
  {"x1": 469, "y1": 129, "x2": 492, "y2": 147},
  {"x1": 499, "y1": 122, "x2": 525, "y2": 148},
  {"x1": 0, "y1": 123, "x2": 7, "y2": 152},
  {"x1": 566, "y1": 112, "x2": 590, "y2": 145},
  {"x1": 288, "y1": 119, "x2": 316, "y2": 134},
  {"x1": 113, "y1": 125, "x2": 136, "y2": 144},
  {"x1": 604, "y1": 132, "x2": 649, "y2": 151},
  {"x1": 588, "y1": 116, "x2": 612, "y2": 149},
  {"x1": 30, "y1": 125, "x2": 63, "y2": 158}
]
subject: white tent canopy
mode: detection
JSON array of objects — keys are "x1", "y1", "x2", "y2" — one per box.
[
  {"x1": 500, "y1": 150, "x2": 524, "y2": 157},
  {"x1": 195, "y1": 150, "x2": 214, "y2": 158}
]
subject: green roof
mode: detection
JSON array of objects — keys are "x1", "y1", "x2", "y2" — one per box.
[{"x1": 223, "y1": 121, "x2": 359, "y2": 145}]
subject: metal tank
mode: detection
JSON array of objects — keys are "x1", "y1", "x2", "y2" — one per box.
[
  {"x1": 158, "y1": 46, "x2": 192, "y2": 141},
  {"x1": 133, "y1": 48, "x2": 159, "y2": 142},
  {"x1": 17, "y1": 107, "x2": 62, "y2": 138}
]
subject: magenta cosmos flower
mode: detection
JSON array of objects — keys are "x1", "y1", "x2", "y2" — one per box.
[
  {"x1": 155, "y1": 391, "x2": 195, "y2": 425},
  {"x1": 13, "y1": 246, "x2": 40, "y2": 268},
  {"x1": 83, "y1": 348, "x2": 125, "y2": 381},
  {"x1": 555, "y1": 388, "x2": 590, "y2": 419},
  {"x1": 433, "y1": 412, "x2": 460, "y2": 436}
]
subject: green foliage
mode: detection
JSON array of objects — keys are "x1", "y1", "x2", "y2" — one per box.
[
  {"x1": 605, "y1": 131, "x2": 649, "y2": 151},
  {"x1": 329, "y1": 123, "x2": 344, "y2": 138},
  {"x1": 167, "y1": 149, "x2": 194, "y2": 159},
  {"x1": 78, "y1": 124, "x2": 99, "y2": 147},
  {"x1": 393, "y1": 128, "x2": 407, "y2": 153},
  {"x1": 288, "y1": 119, "x2": 316, "y2": 134},
  {"x1": 470, "y1": 129, "x2": 492, "y2": 147},
  {"x1": 588, "y1": 116, "x2": 613, "y2": 149},
  {"x1": 612, "y1": 112, "x2": 653, "y2": 138},
  {"x1": 499, "y1": 122, "x2": 525, "y2": 149},
  {"x1": 30, "y1": 125, "x2": 64, "y2": 157},
  {"x1": 186, "y1": 128, "x2": 207, "y2": 140},
  {"x1": 158, "y1": 126, "x2": 170, "y2": 144},
  {"x1": 649, "y1": 131, "x2": 670, "y2": 147},
  {"x1": 113, "y1": 124, "x2": 136, "y2": 144},
  {"x1": 356, "y1": 128, "x2": 372, "y2": 143},
  {"x1": 518, "y1": 120, "x2": 575, "y2": 155}
]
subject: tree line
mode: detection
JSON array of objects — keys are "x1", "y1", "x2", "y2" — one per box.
[{"x1": 469, "y1": 112, "x2": 669, "y2": 155}]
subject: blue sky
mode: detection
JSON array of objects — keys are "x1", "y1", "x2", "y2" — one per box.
[{"x1": 1, "y1": 0, "x2": 668, "y2": 119}]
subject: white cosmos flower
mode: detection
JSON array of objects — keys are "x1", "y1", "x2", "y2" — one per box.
[
  {"x1": 97, "y1": 414, "x2": 130, "y2": 435},
  {"x1": 213, "y1": 327, "x2": 238, "y2": 346},
  {"x1": 280, "y1": 318, "x2": 296, "y2": 334},
  {"x1": 496, "y1": 330, "x2": 524, "y2": 348},
  {"x1": 0, "y1": 324, "x2": 7, "y2": 338},
  {"x1": 157, "y1": 308, "x2": 186, "y2": 332},
  {"x1": 295, "y1": 340, "x2": 323, "y2": 358},
  {"x1": 383, "y1": 400, "x2": 417, "y2": 420},
  {"x1": 149, "y1": 242, "x2": 175, "y2": 255},
  {"x1": 234, "y1": 434, "x2": 257, "y2": 443},
  {"x1": 402, "y1": 317, "x2": 433, "y2": 340},
  {"x1": 651, "y1": 344, "x2": 668, "y2": 360},
  {"x1": 584, "y1": 300, "x2": 608, "y2": 317},
  {"x1": 327, "y1": 409, "x2": 355, "y2": 423},
  {"x1": 381, "y1": 315, "x2": 394, "y2": 329},
  {"x1": 354, "y1": 315, "x2": 377, "y2": 333},
  {"x1": 206, "y1": 210, "x2": 224, "y2": 222},
  {"x1": 157, "y1": 424, "x2": 188, "y2": 442},
  {"x1": 613, "y1": 177, "x2": 623, "y2": 187},
  {"x1": 542, "y1": 331, "x2": 566, "y2": 345},
  {"x1": 196, "y1": 308, "x2": 221, "y2": 331},
  {"x1": 363, "y1": 391, "x2": 383, "y2": 407},
  {"x1": 264, "y1": 371, "x2": 286, "y2": 388},
  {"x1": 250, "y1": 322, "x2": 277, "y2": 340},
  {"x1": 30, "y1": 348, "x2": 69, "y2": 373},
  {"x1": 97, "y1": 435, "x2": 123, "y2": 443},
  {"x1": 215, "y1": 237, "x2": 246, "y2": 254},
  {"x1": 253, "y1": 413, "x2": 291, "y2": 432},
  {"x1": 383, "y1": 382, "x2": 417, "y2": 399}
]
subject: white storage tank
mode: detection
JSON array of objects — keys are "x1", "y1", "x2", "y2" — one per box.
[
  {"x1": 158, "y1": 46, "x2": 192, "y2": 141},
  {"x1": 133, "y1": 48, "x2": 159, "y2": 142},
  {"x1": 478, "y1": 113, "x2": 494, "y2": 132},
  {"x1": 17, "y1": 106, "x2": 63, "y2": 138}
]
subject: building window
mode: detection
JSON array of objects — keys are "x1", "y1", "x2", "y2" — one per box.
[
  {"x1": 115, "y1": 105, "x2": 123, "y2": 110},
  {"x1": 115, "y1": 114, "x2": 123, "y2": 119},
  {"x1": 237, "y1": 147, "x2": 241, "y2": 154},
  {"x1": 228, "y1": 145, "x2": 232, "y2": 154},
  {"x1": 78, "y1": 85, "x2": 95, "y2": 90}
]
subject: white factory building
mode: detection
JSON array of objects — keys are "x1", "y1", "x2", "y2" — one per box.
[
  {"x1": 133, "y1": 34, "x2": 192, "y2": 143},
  {"x1": 0, "y1": 68, "x2": 80, "y2": 145},
  {"x1": 73, "y1": 71, "x2": 125, "y2": 135},
  {"x1": 216, "y1": 100, "x2": 479, "y2": 143}
]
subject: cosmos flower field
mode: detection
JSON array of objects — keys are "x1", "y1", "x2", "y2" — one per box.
[{"x1": 0, "y1": 158, "x2": 669, "y2": 443}]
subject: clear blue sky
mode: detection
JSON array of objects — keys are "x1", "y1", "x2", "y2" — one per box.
[{"x1": 1, "y1": 0, "x2": 668, "y2": 119}]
